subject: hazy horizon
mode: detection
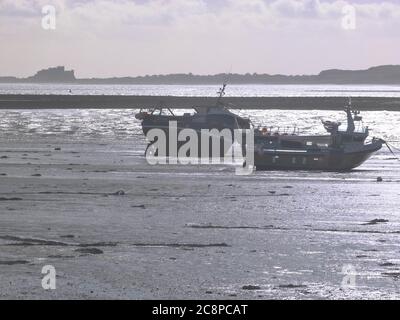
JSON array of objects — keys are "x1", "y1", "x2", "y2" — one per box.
[
  {"x1": 1, "y1": 0, "x2": 400, "y2": 78},
  {"x1": 4, "y1": 64, "x2": 400, "y2": 79}
]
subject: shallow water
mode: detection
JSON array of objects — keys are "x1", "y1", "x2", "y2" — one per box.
[
  {"x1": 2, "y1": 83, "x2": 400, "y2": 97},
  {"x1": 0, "y1": 109, "x2": 399, "y2": 144}
]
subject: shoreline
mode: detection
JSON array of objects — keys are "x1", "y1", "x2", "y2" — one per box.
[{"x1": 1, "y1": 95, "x2": 400, "y2": 110}]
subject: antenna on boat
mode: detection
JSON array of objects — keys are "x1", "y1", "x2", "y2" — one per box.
[
  {"x1": 216, "y1": 82, "x2": 227, "y2": 107},
  {"x1": 217, "y1": 83, "x2": 226, "y2": 99},
  {"x1": 345, "y1": 97, "x2": 356, "y2": 133},
  {"x1": 216, "y1": 67, "x2": 232, "y2": 106}
]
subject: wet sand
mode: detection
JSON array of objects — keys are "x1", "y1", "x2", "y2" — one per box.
[
  {"x1": 1, "y1": 134, "x2": 400, "y2": 299},
  {"x1": 1, "y1": 94, "x2": 400, "y2": 110}
]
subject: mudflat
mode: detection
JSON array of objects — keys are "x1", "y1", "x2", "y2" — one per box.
[{"x1": 1, "y1": 133, "x2": 400, "y2": 299}]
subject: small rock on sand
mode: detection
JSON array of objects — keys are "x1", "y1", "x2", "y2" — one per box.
[
  {"x1": 0, "y1": 197, "x2": 23, "y2": 201},
  {"x1": 377, "y1": 177, "x2": 383, "y2": 182},
  {"x1": 278, "y1": 284, "x2": 307, "y2": 289},
  {"x1": 131, "y1": 204, "x2": 146, "y2": 209},
  {"x1": 0, "y1": 260, "x2": 29, "y2": 265},
  {"x1": 363, "y1": 219, "x2": 389, "y2": 225},
  {"x1": 379, "y1": 262, "x2": 396, "y2": 267},
  {"x1": 75, "y1": 248, "x2": 103, "y2": 255},
  {"x1": 242, "y1": 285, "x2": 261, "y2": 290}
]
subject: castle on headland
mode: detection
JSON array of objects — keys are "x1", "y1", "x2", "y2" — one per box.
[{"x1": 27, "y1": 66, "x2": 76, "y2": 83}]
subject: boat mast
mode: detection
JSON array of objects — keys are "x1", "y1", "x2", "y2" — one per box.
[
  {"x1": 345, "y1": 97, "x2": 355, "y2": 133},
  {"x1": 216, "y1": 83, "x2": 227, "y2": 106}
]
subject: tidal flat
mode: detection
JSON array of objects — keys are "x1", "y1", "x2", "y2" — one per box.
[{"x1": 0, "y1": 109, "x2": 400, "y2": 299}]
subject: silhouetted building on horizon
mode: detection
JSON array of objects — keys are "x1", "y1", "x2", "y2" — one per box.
[{"x1": 27, "y1": 66, "x2": 76, "y2": 83}]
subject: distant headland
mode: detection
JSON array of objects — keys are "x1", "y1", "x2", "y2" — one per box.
[{"x1": 1, "y1": 65, "x2": 400, "y2": 85}]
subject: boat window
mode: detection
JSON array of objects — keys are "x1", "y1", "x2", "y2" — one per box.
[
  {"x1": 313, "y1": 157, "x2": 319, "y2": 161},
  {"x1": 306, "y1": 141, "x2": 313, "y2": 146}
]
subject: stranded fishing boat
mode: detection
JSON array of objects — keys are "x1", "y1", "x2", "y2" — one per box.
[
  {"x1": 254, "y1": 101, "x2": 383, "y2": 171},
  {"x1": 135, "y1": 84, "x2": 250, "y2": 156},
  {"x1": 135, "y1": 84, "x2": 251, "y2": 135},
  {"x1": 135, "y1": 84, "x2": 383, "y2": 171}
]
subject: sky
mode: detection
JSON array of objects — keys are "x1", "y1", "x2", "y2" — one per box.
[{"x1": 0, "y1": 0, "x2": 399, "y2": 78}]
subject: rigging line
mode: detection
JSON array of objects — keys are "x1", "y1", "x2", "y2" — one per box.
[
  {"x1": 387, "y1": 142, "x2": 400, "y2": 152},
  {"x1": 383, "y1": 140, "x2": 400, "y2": 161}
]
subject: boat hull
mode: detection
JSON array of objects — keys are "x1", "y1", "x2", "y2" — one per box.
[{"x1": 254, "y1": 143, "x2": 382, "y2": 171}]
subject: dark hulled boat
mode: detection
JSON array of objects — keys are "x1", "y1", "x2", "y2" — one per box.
[
  {"x1": 135, "y1": 84, "x2": 251, "y2": 156},
  {"x1": 135, "y1": 84, "x2": 251, "y2": 135},
  {"x1": 135, "y1": 85, "x2": 383, "y2": 171},
  {"x1": 253, "y1": 102, "x2": 383, "y2": 171}
]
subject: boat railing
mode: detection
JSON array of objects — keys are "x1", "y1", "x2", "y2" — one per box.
[
  {"x1": 255, "y1": 125, "x2": 301, "y2": 136},
  {"x1": 138, "y1": 107, "x2": 176, "y2": 116}
]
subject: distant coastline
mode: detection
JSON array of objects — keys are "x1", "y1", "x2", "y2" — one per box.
[{"x1": 2, "y1": 65, "x2": 400, "y2": 85}]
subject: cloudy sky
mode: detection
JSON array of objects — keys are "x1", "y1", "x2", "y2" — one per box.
[{"x1": 0, "y1": 0, "x2": 399, "y2": 78}]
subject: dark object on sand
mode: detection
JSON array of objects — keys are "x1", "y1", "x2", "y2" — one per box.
[
  {"x1": 363, "y1": 219, "x2": 389, "y2": 225},
  {"x1": 278, "y1": 284, "x2": 307, "y2": 289},
  {"x1": 0, "y1": 197, "x2": 23, "y2": 201},
  {"x1": 131, "y1": 204, "x2": 146, "y2": 209},
  {"x1": 75, "y1": 248, "x2": 103, "y2": 255},
  {"x1": 0, "y1": 260, "x2": 29, "y2": 265},
  {"x1": 113, "y1": 190, "x2": 125, "y2": 196},
  {"x1": 60, "y1": 234, "x2": 75, "y2": 238},
  {"x1": 379, "y1": 262, "x2": 396, "y2": 267},
  {"x1": 242, "y1": 285, "x2": 261, "y2": 290},
  {"x1": 377, "y1": 177, "x2": 383, "y2": 182}
]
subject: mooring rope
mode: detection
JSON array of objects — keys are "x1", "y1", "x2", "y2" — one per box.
[{"x1": 382, "y1": 140, "x2": 400, "y2": 161}]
